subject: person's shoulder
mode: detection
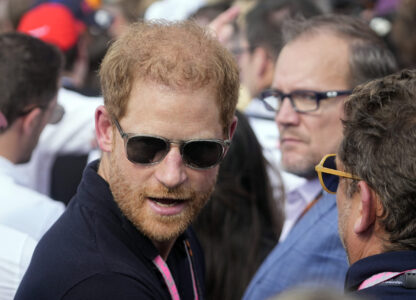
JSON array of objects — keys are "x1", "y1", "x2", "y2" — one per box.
[
  {"x1": 8, "y1": 183, "x2": 65, "y2": 217},
  {"x1": 0, "y1": 224, "x2": 36, "y2": 276},
  {"x1": 0, "y1": 178, "x2": 64, "y2": 239}
]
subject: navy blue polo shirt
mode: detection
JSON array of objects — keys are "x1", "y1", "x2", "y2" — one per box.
[
  {"x1": 15, "y1": 160, "x2": 205, "y2": 300},
  {"x1": 346, "y1": 250, "x2": 416, "y2": 300}
]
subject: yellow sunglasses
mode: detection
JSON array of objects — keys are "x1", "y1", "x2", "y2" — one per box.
[{"x1": 315, "y1": 154, "x2": 361, "y2": 194}]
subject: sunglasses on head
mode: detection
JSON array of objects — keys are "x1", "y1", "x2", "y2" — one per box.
[
  {"x1": 113, "y1": 118, "x2": 231, "y2": 170},
  {"x1": 315, "y1": 154, "x2": 361, "y2": 194}
]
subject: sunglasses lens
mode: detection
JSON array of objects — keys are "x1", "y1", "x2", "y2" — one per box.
[
  {"x1": 183, "y1": 141, "x2": 224, "y2": 169},
  {"x1": 126, "y1": 136, "x2": 168, "y2": 164},
  {"x1": 322, "y1": 155, "x2": 339, "y2": 193}
]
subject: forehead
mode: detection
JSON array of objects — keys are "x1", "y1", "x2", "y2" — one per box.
[
  {"x1": 273, "y1": 32, "x2": 351, "y2": 91},
  {"x1": 122, "y1": 80, "x2": 223, "y2": 139}
]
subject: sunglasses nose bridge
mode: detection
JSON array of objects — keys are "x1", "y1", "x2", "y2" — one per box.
[{"x1": 163, "y1": 140, "x2": 188, "y2": 163}]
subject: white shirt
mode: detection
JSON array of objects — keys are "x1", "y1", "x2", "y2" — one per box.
[
  {"x1": 0, "y1": 225, "x2": 36, "y2": 300},
  {"x1": 0, "y1": 156, "x2": 65, "y2": 241},
  {"x1": 279, "y1": 178, "x2": 322, "y2": 242},
  {"x1": 15, "y1": 88, "x2": 102, "y2": 196}
]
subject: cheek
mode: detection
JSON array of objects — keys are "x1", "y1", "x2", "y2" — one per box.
[
  {"x1": 189, "y1": 168, "x2": 218, "y2": 192},
  {"x1": 311, "y1": 114, "x2": 343, "y2": 151}
]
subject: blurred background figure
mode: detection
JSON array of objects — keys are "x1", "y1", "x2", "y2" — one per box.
[
  {"x1": 238, "y1": 0, "x2": 323, "y2": 196},
  {"x1": 194, "y1": 110, "x2": 284, "y2": 300},
  {"x1": 15, "y1": 2, "x2": 102, "y2": 205},
  {"x1": 6, "y1": 0, "x2": 35, "y2": 30},
  {"x1": 18, "y1": 2, "x2": 89, "y2": 92},
  {"x1": 0, "y1": 32, "x2": 65, "y2": 299},
  {"x1": 190, "y1": 2, "x2": 231, "y2": 26},
  {"x1": 0, "y1": 0, "x2": 12, "y2": 32},
  {"x1": 390, "y1": 0, "x2": 416, "y2": 69}
]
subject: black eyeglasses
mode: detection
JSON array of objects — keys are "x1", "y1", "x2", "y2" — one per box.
[
  {"x1": 315, "y1": 154, "x2": 361, "y2": 194},
  {"x1": 113, "y1": 118, "x2": 231, "y2": 170},
  {"x1": 260, "y1": 89, "x2": 352, "y2": 113}
]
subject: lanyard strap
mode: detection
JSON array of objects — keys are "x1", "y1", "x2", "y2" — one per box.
[
  {"x1": 358, "y1": 269, "x2": 416, "y2": 290},
  {"x1": 153, "y1": 255, "x2": 181, "y2": 300},
  {"x1": 152, "y1": 239, "x2": 200, "y2": 300},
  {"x1": 296, "y1": 191, "x2": 323, "y2": 223}
]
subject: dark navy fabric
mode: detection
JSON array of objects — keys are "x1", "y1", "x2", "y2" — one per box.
[
  {"x1": 15, "y1": 160, "x2": 205, "y2": 300},
  {"x1": 346, "y1": 251, "x2": 416, "y2": 300}
]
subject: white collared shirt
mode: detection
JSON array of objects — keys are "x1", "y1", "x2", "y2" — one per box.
[
  {"x1": 0, "y1": 224, "x2": 36, "y2": 300},
  {"x1": 0, "y1": 156, "x2": 65, "y2": 241},
  {"x1": 279, "y1": 178, "x2": 322, "y2": 242}
]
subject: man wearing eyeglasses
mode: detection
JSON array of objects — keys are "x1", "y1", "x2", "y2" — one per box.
[
  {"x1": 316, "y1": 69, "x2": 416, "y2": 299},
  {"x1": 238, "y1": 0, "x2": 322, "y2": 195},
  {"x1": 243, "y1": 14, "x2": 397, "y2": 299},
  {"x1": 0, "y1": 32, "x2": 65, "y2": 298},
  {"x1": 16, "y1": 20, "x2": 239, "y2": 300}
]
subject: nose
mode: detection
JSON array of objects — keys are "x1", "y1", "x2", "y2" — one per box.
[
  {"x1": 276, "y1": 96, "x2": 300, "y2": 127},
  {"x1": 154, "y1": 146, "x2": 188, "y2": 189}
]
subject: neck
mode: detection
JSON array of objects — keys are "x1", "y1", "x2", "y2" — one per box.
[
  {"x1": 0, "y1": 129, "x2": 22, "y2": 164},
  {"x1": 348, "y1": 226, "x2": 386, "y2": 264},
  {"x1": 153, "y1": 239, "x2": 176, "y2": 261}
]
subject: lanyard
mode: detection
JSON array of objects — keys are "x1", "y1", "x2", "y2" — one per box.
[
  {"x1": 296, "y1": 191, "x2": 323, "y2": 223},
  {"x1": 358, "y1": 269, "x2": 416, "y2": 290},
  {"x1": 152, "y1": 240, "x2": 200, "y2": 300}
]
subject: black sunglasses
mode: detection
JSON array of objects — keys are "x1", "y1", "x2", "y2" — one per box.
[
  {"x1": 113, "y1": 118, "x2": 231, "y2": 170},
  {"x1": 315, "y1": 154, "x2": 361, "y2": 194}
]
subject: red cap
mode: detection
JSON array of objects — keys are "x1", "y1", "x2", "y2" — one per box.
[{"x1": 18, "y1": 3, "x2": 86, "y2": 52}]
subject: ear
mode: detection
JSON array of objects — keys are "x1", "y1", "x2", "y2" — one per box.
[
  {"x1": 354, "y1": 181, "x2": 377, "y2": 234},
  {"x1": 95, "y1": 105, "x2": 113, "y2": 153},
  {"x1": 0, "y1": 111, "x2": 8, "y2": 129},
  {"x1": 21, "y1": 108, "x2": 43, "y2": 136},
  {"x1": 228, "y1": 115, "x2": 238, "y2": 140}
]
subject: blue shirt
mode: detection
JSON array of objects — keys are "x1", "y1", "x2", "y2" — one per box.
[
  {"x1": 243, "y1": 192, "x2": 348, "y2": 299},
  {"x1": 15, "y1": 160, "x2": 205, "y2": 300}
]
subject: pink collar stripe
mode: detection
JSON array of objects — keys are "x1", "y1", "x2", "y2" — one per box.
[{"x1": 358, "y1": 269, "x2": 416, "y2": 290}]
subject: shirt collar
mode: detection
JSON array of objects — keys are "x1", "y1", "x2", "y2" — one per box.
[
  {"x1": 345, "y1": 250, "x2": 416, "y2": 291},
  {"x1": 294, "y1": 177, "x2": 322, "y2": 205}
]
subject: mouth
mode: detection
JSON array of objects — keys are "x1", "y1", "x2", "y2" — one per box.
[
  {"x1": 149, "y1": 197, "x2": 185, "y2": 206},
  {"x1": 147, "y1": 197, "x2": 188, "y2": 216},
  {"x1": 280, "y1": 137, "x2": 302, "y2": 144}
]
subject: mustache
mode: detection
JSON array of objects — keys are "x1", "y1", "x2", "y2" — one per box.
[
  {"x1": 279, "y1": 128, "x2": 309, "y2": 142},
  {"x1": 143, "y1": 186, "x2": 196, "y2": 199}
]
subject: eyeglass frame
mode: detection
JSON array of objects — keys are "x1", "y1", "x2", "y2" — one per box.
[
  {"x1": 315, "y1": 154, "x2": 361, "y2": 194},
  {"x1": 259, "y1": 89, "x2": 352, "y2": 113},
  {"x1": 113, "y1": 117, "x2": 231, "y2": 169}
]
